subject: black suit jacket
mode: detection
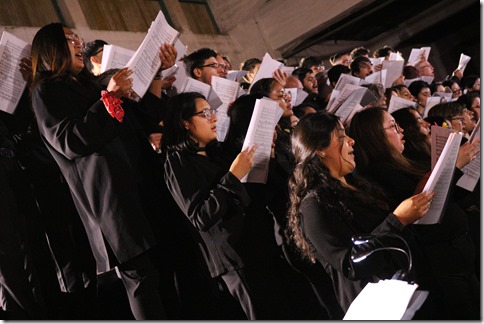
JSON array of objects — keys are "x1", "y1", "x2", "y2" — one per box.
[{"x1": 32, "y1": 76, "x2": 161, "y2": 271}]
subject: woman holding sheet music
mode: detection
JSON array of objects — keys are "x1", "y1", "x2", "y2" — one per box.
[
  {"x1": 349, "y1": 107, "x2": 480, "y2": 319},
  {"x1": 286, "y1": 111, "x2": 434, "y2": 313},
  {"x1": 30, "y1": 23, "x2": 177, "y2": 319},
  {"x1": 162, "y1": 92, "x2": 266, "y2": 319}
]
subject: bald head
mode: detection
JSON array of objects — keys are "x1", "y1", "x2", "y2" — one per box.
[{"x1": 286, "y1": 76, "x2": 303, "y2": 89}]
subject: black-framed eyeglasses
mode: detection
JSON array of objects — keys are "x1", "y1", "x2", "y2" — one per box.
[
  {"x1": 198, "y1": 63, "x2": 227, "y2": 71},
  {"x1": 451, "y1": 88, "x2": 462, "y2": 94},
  {"x1": 65, "y1": 34, "x2": 85, "y2": 48},
  {"x1": 450, "y1": 116, "x2": 465, "y2": 123},
  {"x1": 92, "y1": 48, "x2": 104, "y2": 56},
  {"x1": 384, "y1": 122, "x2": 402, "y2": 134},
  {"x1": 191, "y1": 108, "x2": 218, "y2": 120}
]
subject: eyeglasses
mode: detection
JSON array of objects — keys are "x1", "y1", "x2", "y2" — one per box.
[
  {"x1": 451, "y1": 88, "x2": 462, "y2": 94},
  {"x1": 384, "y1": 122, "x2": 402, "y2": 134},
  {"x1": 198, "y1": 63, "x2": 227, "y2": 71},
  {"x1": 92, "y1": 48, "x2": 103, "y2": 56},
  {"x1": 450, "y1": 116, "x2": 465, "y2": 123},
  {"x1": 65, "y1": 34, "x2": 85, "y2": 48},
  {"x1": 191, "y1": 108, "x2": 218, "y2": 120}
]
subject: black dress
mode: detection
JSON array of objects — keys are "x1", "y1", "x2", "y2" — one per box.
[{"x1": 298, "y1": 187, "x2": 409, "y2": 312}]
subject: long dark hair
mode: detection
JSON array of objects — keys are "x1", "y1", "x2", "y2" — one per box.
[
  {"x1": 31, "y1": 23, "x2": 97, "y2": 91},
  {"x1": 391, "y1": 108, "x2": 431, "y2": 171},
  {"x1": 162, "y1": 92, "x2": 206, "y2": 153},
  {"x1": 349, "y1": 107, "x2": 424, "y2": 177},
  {"x1": 287, "y1": 112, "x2": 387, "y2": 263},
  {"x1": 224, "y1": 93, "x2": 262, "y2": 153}
]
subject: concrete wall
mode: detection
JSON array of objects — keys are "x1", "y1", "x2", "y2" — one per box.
[{"x1": 0, "y1": 0, "x2": 369, "y2": 69}]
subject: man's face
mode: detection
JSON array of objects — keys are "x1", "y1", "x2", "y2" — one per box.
[
  {"x1": 303, "y1": 72, "x2": 318, "y2": 94},
  {"x1": 355, "y1": 61, "x2": 373, "y2": 79},
  {"x1": 193, "y1": 56, "x2": 222, "y2": 85}
]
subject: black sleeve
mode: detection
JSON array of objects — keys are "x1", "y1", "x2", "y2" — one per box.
[
  {"x1": 32, "y1": 82, "x2": 119, "y2": 159},
  {"x1": 164, "y1": 152, "x2": 251, "y2": 232},
  {"x1": 300, "y1": 197, "x2": 406, "y2": 280}
]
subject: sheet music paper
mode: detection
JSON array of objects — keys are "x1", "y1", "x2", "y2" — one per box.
[
  {"x1": 432, "y1": 91, "x2": 452, "y2": 102},
  {"x1": 181, "y1": 77, "x2": 211, "y2": 98},
  {"x1": 173, "y1": 38, "x2": 187, "y2": 62},
  {"x1": 0, "y1": 31, "x2": 31, "y2": 114},
  {"x1": 389, "y1": 52, "x2": 405, "y2": 61},
  {"x1": 211, "y1": 76, "x2": 240, "y2": 142},
  {"x1": 226, "y1": 70, "x2": 248, "y2": 82},
  {"x1": 295, "y1": 88, "x2": 309, "y2": 105},
  {"x1": 382, "y1": 60, "x2": 404, "y2": 88},
  {"x1": 415, "y1": 132, "x2": 462, "y2": 225},
  {"x1": 343, "y1": 280, "x2": 419, "y2": 320},
  {"x1": 407, "y1": 47, "x2": 431, "y2": 66},
  {"x1": 457, "y1": 53, "x2": 471, "y2": 73},
  {"x1": 404, "y1": 77, "x2": 422, "y2": 88},
  {"x1": 241, "y1": 98, "x2": 282, "y2": 184},
  {"x1": 126, "y1": 10, "x2": 180, "y2": 99},
  {"x1": 430, "y1": 125, "x2": 455, "y2": 169},
  {"x1": 334, "y1": 88, "x2": 369, "y2": 124},
  {"x1": 100, "y1": 44, "x2": 135, "y2": 73},
  {"x1": 387, "y1": 96, "x2": 417, "y2": 114},
  {"x1": 457, "y1": 119, "x2": 480, "y2": 191},
  {"x1": 248, "y1": 53, "x2": 283, "y2": 92},
  {"x1": 327, "y1": 84, "x2": 363, "y2": 113},
  {"x1": 422, "y1": 96, "x2": 443, "y2": 118},
  {"x1": 169, "y1": 61, "x2": 188, "y2": 95},
  {"x1": 363, "y1": 69, "x2": 386, "y2": 87}
]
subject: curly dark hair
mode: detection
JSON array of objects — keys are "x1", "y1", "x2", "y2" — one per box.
[{"x1": 287, "y1": 111, "x2": 388, "y2": 262}]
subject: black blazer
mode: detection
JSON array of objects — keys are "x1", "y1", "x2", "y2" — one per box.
[
  {"x1": 164, "y1": 150, "x2": 251, "y2": 277},
  {"x1": 32, "y1": 77, "x2": 162, "y2": 271}
]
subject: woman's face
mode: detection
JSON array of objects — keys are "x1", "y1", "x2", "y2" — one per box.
[
  {"x1": 186, "y1": 98, "x2": 217, "y2": 148},
  {"x1": 63, "y1": 27, "x2": 85, "y2": 75},
  {"x1": 462, "y1": 108, "x2": 475, "y2": 134},
  {"x1": 472, "y1": 78, "x2": 480, "y2": 92},
  {"x1": 396, "y1": 86, "x2": 415, "y2": 101},
  {"x1": 417, "y1": 87, "x2": 431, "y2": 108},
  {"x1": 449, "y1": 112, "x2": 465, "y2": 132},
  {"x1": 450, "y1": 82, "x2": 462, "y2": 99},
  {"x1": 409, "y1": 109, "x2": 431, "y2": 144},
  {"x1": 470, "y1": 96, "x2": 480, "y2": 120},
  {"x1": 382, "y1": 111, "x2": 405, "y2": 153},
  {"x1": 320, "y1": 122, "x2": 355, "y2": 180},
  {"x1": 270, "y1": 81, "x2": 293, "y2": 117}
]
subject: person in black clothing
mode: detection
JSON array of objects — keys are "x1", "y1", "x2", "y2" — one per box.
[
  {"x1": 162, "y1": 92, "x2": 264, "y2": 319},
  {"x1": 349, "y1": 107, "x2": 480, "y2": 319},
  {"x1": 30, "y1": 22, "x2": 177, "y2": 319},
  {"x1": 286, "y1": 111, "x2": 434, "y2": 313}
]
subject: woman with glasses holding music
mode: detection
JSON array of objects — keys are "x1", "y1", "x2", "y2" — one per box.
[
  {"x1": 30, "y1": 23, "x2": 177, "y2": 319},
  {"x1": 349, "y1": 107, "x2": 480, "y2": 319}
]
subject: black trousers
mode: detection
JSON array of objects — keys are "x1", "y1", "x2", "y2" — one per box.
[{"x1": 117, "y1": 251, "x2": 166, "y2": 320}]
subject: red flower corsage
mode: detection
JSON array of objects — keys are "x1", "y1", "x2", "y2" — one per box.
[{"x1": 100, "y1": 90, "x2": 124, "y2": 123}]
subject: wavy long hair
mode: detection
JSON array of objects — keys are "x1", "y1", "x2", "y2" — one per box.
[
  {"x1": 286, "y1": 111, "x2": 387, "y2": 263},
  {"x1": 391, "y1": 108, "x2": 431, "y2": 172}
]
